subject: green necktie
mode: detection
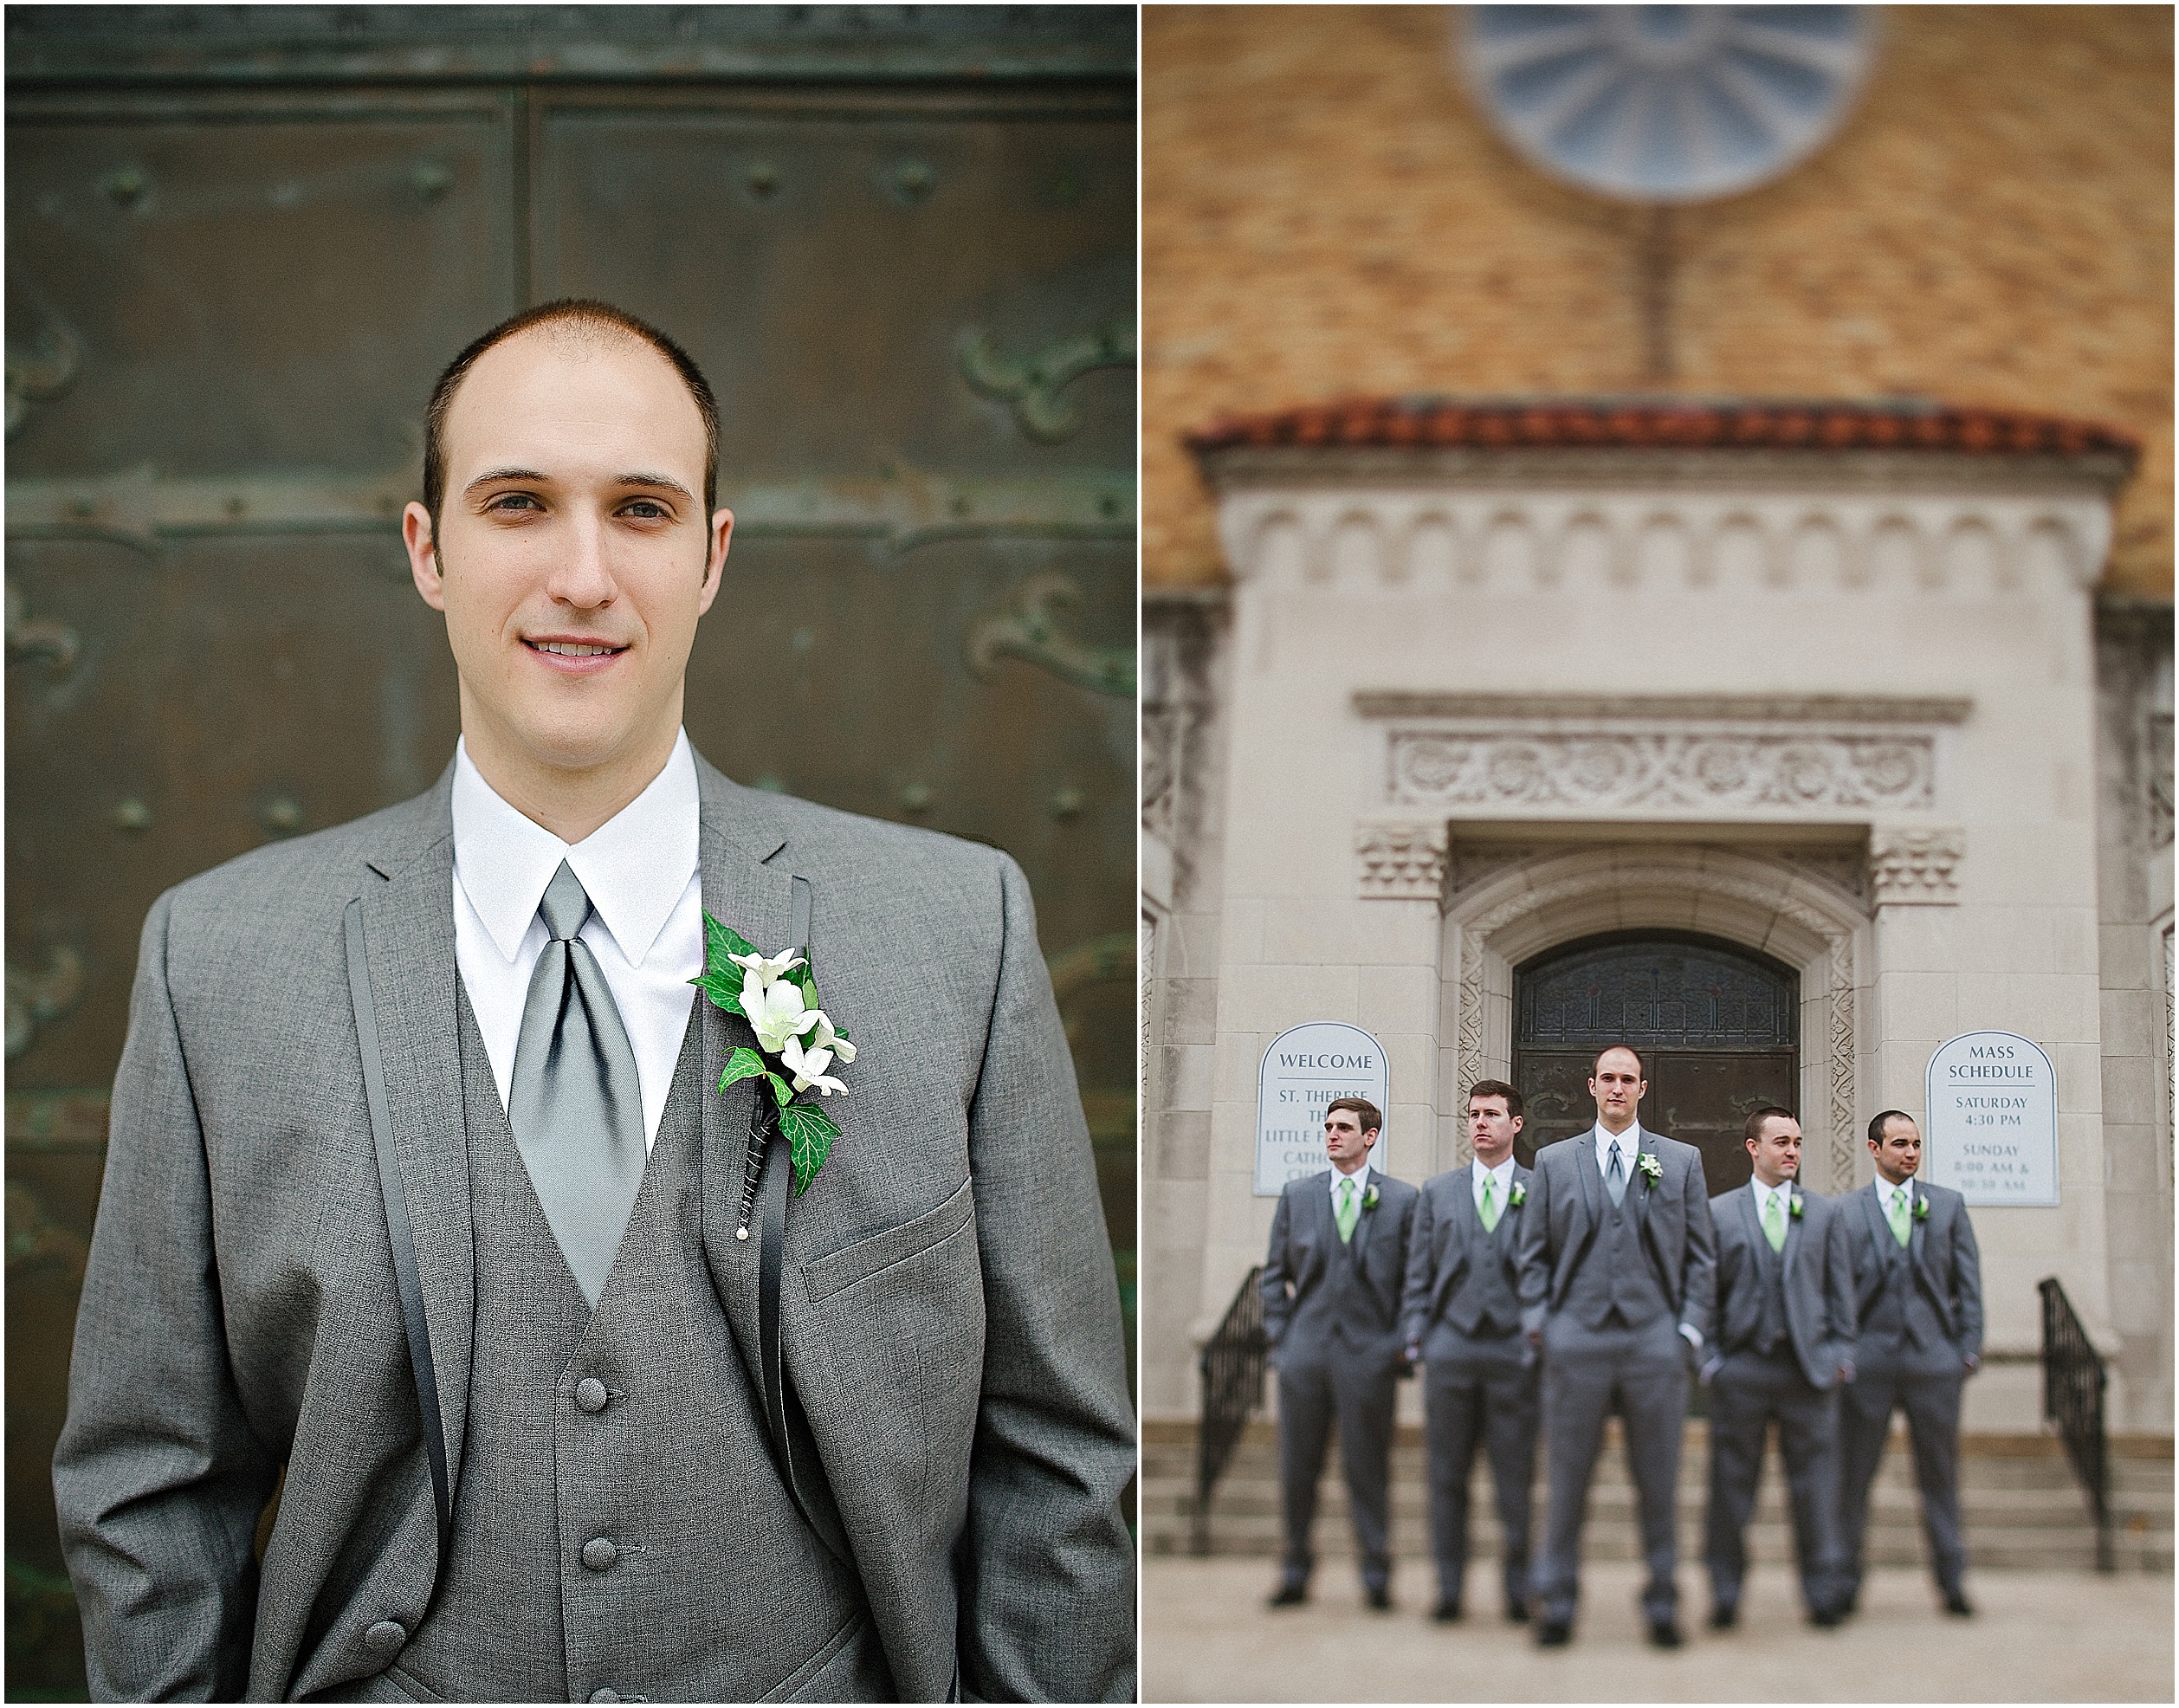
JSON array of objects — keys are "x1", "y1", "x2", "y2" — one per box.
[
  {"x1": 1336, "y1": 1177, "x2": 1360, "y2": 1244},
  {"x1": 1887, "y1": 1185, "x2": 1911, "y2": 1247},
  {"x1": 1762, "y1": 1188, "x2": 1786, "y2": 1253},
  {"x1": 1479, "y1": 1173, "x2": 1500, "y2": 1234}
]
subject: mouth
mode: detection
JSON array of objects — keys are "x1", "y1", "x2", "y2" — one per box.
[{"x1": 523, "y1": 636, "x2": 630, "y2": 672}]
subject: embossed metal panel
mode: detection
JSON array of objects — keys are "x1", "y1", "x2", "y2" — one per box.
[
  {"x1": 1512, "y1": 932, "x2": 1800, "y2": 1194},
  {"x1": 6, "y1": 13, "x2": 1134, "y2": 1693}
]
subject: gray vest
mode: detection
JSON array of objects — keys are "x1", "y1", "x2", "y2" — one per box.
[
  {"x1": 1445, "y1": 1199, "x2": 1520, "y2": 1338},
  {"x1": 1862, "y1": 1200, "x2": 1937, "y2": 1354},
  {"x1": 1576, "y1": 1185, "x2": 1668, "y2": 1332},
  {"x1": 388, "y1": 993, "x2": 887, "y2": 1703},
  {"x1": 1751, "y1": 1229, "x2": 1789, "y2": 1356}
]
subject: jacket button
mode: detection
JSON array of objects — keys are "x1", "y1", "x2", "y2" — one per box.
[
  {"x1": 589, "y1": 1691, "x2": 620, "y2": 1704},
  {"x1": 364, "y1": 1620, "x2": 406, "y2": 1655},
  {"x1": 581, "y1": 1537, "x2": 618, "y2": 1571},
  {"x1": 575, "y1": 1377, "x2": 609, "y2": 1414}
]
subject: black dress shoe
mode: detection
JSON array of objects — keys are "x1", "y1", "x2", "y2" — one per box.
[
  {"x1": 1266, "y1": 1582, "x2": 1308, "y2": 1608},
  {"x1": 1536, "y1": 1618, "x2": 1573, "y2": 1647},
  {"x1": 1365, "y1": 1583, "x2": 1393, "y2": 1612},
  {"x1": 1708, "y1": 1603, "x2": 1738, "y2": 1631},
  {"x1": 1809, "y1": 1606, "x2": 1846, "y2": 1629},
  {"x1": 1647, "y1": 1618, "x2": 1684, "y2": 1649},
  {"x1": 1505, "y1": 1600, "x2": 1530, "y2": 1624},
  {"x1": 1430, "y1": 1599, "x2": 1462, "y2": 1623},
  {"x1": 1944, "y1": 1590, "x2": 1975, "y2": 1618}
]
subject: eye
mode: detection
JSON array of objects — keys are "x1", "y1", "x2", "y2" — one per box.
[
  {"x1": 621, "y1": 498, "x2": 671, "y2": 521},
  {"x1": 485, "y1": 492, "x2": 541, "y2": 513}
]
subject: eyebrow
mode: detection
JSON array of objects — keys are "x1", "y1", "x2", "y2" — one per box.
[{"x1": 462, "y1": 469, "x2": 696, "y2": 503}]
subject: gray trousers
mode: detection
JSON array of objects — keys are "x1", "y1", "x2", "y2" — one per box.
[
  {"x1": 1839, "y1": 1365, "x2": 1967, "y2": 1598},
  {"x1": 1423, "y1": 1341, "x2": 1536, "y2": 1611},
  {"x1": 1531, "y1": 1311, "x2": 1687, "y2": 1627},
  {"x1": 1704, "y1": 1349, "x2": 1850, "y2": 1617},
  {"x1": 1277, "y1": 1342, "x2": 1397, "y2": 1589}
]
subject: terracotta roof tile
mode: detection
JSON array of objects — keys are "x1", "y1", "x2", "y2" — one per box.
[{"x1": 1186, "y1": 397, "x2": 2139, "y2": 467}]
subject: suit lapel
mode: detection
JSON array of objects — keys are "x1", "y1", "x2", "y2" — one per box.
[
  {"x1": 1348, "y1": 1172, "x2": 1375, "y2": 1265},
  {"x1": 691, "y1": 764, "x2": 799, "y2": 1379},
  {"x1": 1860, "y1": 1179, "x2": 1896, "y2": 1265},
  {"x1": 354, "y1": 780, "x2": 475, "y2": 1483}
]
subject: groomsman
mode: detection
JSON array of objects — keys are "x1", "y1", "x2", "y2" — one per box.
[
  {"x1": 1701, "y1": 1107, "x2": 1857, "y2": 1630},
  {"x1": 1401, "y1": 1081, "x2": 1538, "y2": 1625},
  {"x1": 1837, "y1": 1110, "x2": 1983, "y2": 1617},
  {"x1": 1261, "y1": 1097, "x2": 1420, "y2": 1608},
  {"x1": 1517, "y1": 1045, "x2": 1715, "y2": 1648}
]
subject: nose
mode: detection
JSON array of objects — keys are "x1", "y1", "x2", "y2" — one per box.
[{"x1": 548, "y1": 511, "x2": 617, "y2": 610}]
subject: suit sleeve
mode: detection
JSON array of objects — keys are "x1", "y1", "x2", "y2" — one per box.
[
  {"x1": 1823, "y1": 1203, "x2": 1857, "y2": 1373},
  {"x1": 1678, "y1": 1155, "x2": 1717, "y2": 1344},
  {"x1": 1951, "y1": 1201, "x2": 1984, "y2": 1364},
  {"x1": 1400, "y1": 1187, "x2": 1437, "y2": 1350},
  {"x1": 1259, "y1": 1187, "x2": 1294, "y2": 1355},
  {"x1": 957, "y1": 854, "x2": 1135, "y2": 1703},
  {"x1": 52, "y1": 890, "x2": 277, "y2": 1702},
  {"x1": 1516, "y1": 1160, "x2": 1552, "y2": 1335}
]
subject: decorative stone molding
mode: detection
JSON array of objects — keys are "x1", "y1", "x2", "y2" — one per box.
[
  {"x1": 1445, "y1": 845, "x2": 1866, "y2": 1190},
  {"x1": 1388, "y1": 729, "x2": 1933, "y2": 814},
  {"x1": 1356, "y1": 819, "x2": 1448, "y2": 900},
  {"x1": 1869, "y1": 826, "x2": 1964, "y2": 904}
]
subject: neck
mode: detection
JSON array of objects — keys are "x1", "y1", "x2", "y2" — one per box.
[
  {"x1": 460, "y1": 696, "x2": 682, "y2": 844},
  {"x1": 1598, "y1": 1111, "x2": 1636, "y2": 1137},
  {"x1": 1333, "y1": 1157, "x2": 1368, "y2": 1177},
  {"x1": 1475, "y1": 1152, "x2": 1510, "y2": 1171},
  {"x1": 1878, "y1": 1168, "x2": 1914, "y2": 1190},
  {"x1": 1755, "y1": 1171, "x2": 1788, "y2": 1191}
]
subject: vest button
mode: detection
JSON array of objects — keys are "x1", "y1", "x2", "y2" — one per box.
[
  {"x1": 364, "y1": 1620, "x2": 406, "y2": 1655},
  {"x1": 575, "y1": 1377, "x2": 609, "y2": 1414},
  {"x1": 589, "y1": 1691, "x2": 621, "y2": 1704},
  {"x1": 581, "y1": 1537, "x2": 618, "y2": 1571}
]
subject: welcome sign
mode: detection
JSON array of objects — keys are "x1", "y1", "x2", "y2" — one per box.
[
  {"x1": 1924, "y1": 1030, "x2": 2059, "y2": 1207},
  {"x1": 1255, "y1": 1022, "x2": 1390, "y2": 1195}
]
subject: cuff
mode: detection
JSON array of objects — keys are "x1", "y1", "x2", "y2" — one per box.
[{"x1": 1678, "y1": 1322, "x2": 1704, "y2": 1350}]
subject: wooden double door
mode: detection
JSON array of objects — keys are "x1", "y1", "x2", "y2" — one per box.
[{"x1": 1509, "y1": 930, "x2": 1801, "y2": 1197}]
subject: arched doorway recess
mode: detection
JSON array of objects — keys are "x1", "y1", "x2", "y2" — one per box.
[{"x1": 1442, "y1": 844, "x2": 1872, "y2": 1193}]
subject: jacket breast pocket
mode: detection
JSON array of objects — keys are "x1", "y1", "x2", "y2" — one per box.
[{"x1": 801, "y1": 1175, "x2": 977, "y2": 1304}]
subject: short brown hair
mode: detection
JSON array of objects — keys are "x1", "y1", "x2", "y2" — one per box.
[
  {"x1": 422, "y1": 299, "x2": 719, "y2": 526},
  {"x1": 1467, "y1": 1080, "x2": 1525, "y2": 1120},
  {"x1": 1743, "y1": 1104, "x2": 1797, "y2": 1147},
  {"x1": 1591, "y1": 1044, "x2": 1646, "y2": 1077},
  {"x1": 1868, "y1": 1110, "x2": 1917, "y2": 1147},
  {"x1": 1324, "y1": 1097, "x2": 1382, "y2": 1135}
]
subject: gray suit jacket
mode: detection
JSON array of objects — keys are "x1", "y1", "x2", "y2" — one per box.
[
  {"x1": 1260, "y1": 1169, "x2": 1419, "y2": 1373},
  {"x1": 53, "y1": 755, "x2": 1135, "y2": 1703},
  {"x1": 1844, "y1": 1177, "x2": 1984, "y2": 1368},
  {"x1": 1400, "y1": 1162, "x2": 1532, "y2": 1357},
  {"x1": 1516, "y1": 1124, "x2": 1717, "y2": 1342},
  {"x1": 1705, "y1": 1183, "x2": 1856, "y2": 1390}
]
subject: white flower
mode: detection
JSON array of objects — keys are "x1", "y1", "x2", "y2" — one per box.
[
  {"x1": 727, "y1": 948, "x2": 806, "y2": 985},
  {"x1": 744, "y1": 974, "x2": 821, "y2": 1055},
  {"x1": 807, "y1": 1009, "x2": 857, "y2": 1065},
  {"x1": 782, "y1": 1033, "x2": 848, "y2": 1097}
]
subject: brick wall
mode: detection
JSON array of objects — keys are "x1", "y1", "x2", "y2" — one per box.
[{"x1": 1144, "y1": 4, "x2": 2174, "y2": 598}]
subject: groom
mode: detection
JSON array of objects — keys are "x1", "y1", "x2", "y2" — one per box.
[{"x1": 54, "y1": 301, "x2": 1135, "y2": 1703}]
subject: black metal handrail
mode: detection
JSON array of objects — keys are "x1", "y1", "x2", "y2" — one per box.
[
  {"x1": 2038, "y1": 1276, "x2": 2112, "y2": 1572},
  {"x1": 1194, "y1": 1263, "x2": 1268, "y2": 1555}
]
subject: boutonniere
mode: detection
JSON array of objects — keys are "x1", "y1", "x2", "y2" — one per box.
[
  {"x1": 1636, "y1": 1150, "x2": 1663, "y2": 1188},
  {"x1": 692, "y1": 911, "x2": 859, "y2": 1209},
  {"x1": 1509, "y1": 1181, "x2": 1528, "y2": 1209},
  {"x1": 1788, "y1": 1187, "x2": 1806, "y2": 1220},
  {"x1": 1362, "y1": 1183, "x2": 1381, "y2": 1212},
  {"x1": 1913, "y1": 1192, "x2": 1930, "y2": 1221}
]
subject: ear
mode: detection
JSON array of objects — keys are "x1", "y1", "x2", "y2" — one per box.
[
  {"x1": 404, "y1": 502, "x2": 446, "y2": 611},
  {"x1": 696, "y1": 507, "x2": 734, "y2": 617}
]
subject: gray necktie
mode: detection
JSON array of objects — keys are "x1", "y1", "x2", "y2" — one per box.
[
  {"x1": 508, "y1": 861, "x2": 645, "y2": 1307},
  {"x1": 1605, "y1": 1140, "x2": 1627, "y2": 1207}
]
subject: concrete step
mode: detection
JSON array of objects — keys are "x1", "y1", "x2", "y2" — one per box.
[{"x1": 1143, "y1": 1419, "x2": 2173, "y2": 1572}]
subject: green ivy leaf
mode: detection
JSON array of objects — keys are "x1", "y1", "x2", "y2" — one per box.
[
  {"x1": 692, "y1": 909, "x2": 762, "y2": 1019},
  {"x1": 765, "y1": 1071, "x2": 793, "y2": 1110},
  {"x1": 717, "y1": 1047, "x2": 767, "y2": 1096},
  {"x1": 778, "y1": 1099, "x2": 840, "y2": 1197},
  {"x1": 793, "y1": 963, "x2": 821, "y2": 1013},
  {"x1": 704, "y1": 909, "x2": 760, "y2": 965}
]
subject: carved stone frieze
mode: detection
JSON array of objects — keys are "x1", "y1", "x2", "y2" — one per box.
[
  {"x1": 1356, "y1": 819, "x2": 1448, "y2": 901},
  {"x1": 1388, "y1": 729, "x2": 1934, "y2": 813},
  {"x1": 1869, "y1": 826, "x2": 1965, "y2": 904}
]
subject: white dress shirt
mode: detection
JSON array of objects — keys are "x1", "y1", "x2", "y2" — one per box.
[
  {"x1": 1751, "y1": 1175, "x2": 1794, "y2": 1233},
  {"x1": 1472, "y1": 1155, "x2": 1516, "y2": 1214},
  {"x1": 1329, "y1": 1160, "x2": 1373, "y2": 1212},
  {"x1": 451, "y1": 731, "x2": 704, "y2": 1150}
]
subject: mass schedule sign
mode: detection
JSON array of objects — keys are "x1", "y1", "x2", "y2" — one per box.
[
  {"x1": 1255, "y1": 1022, "x2": 1389, "y2": 1195},
  {"x1": 1924, "y1": 1031, "x2": 2059, "y2": 1207}
]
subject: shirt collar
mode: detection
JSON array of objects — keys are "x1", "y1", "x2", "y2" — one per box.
[
  {"x1": 1753, "y1": 1176, "x2": 1790, "y2": 1213},
  {"x1": 1593, "y1": 1122, "x2": 1641, "y2": 1157},
  {"x1": 451, "y1": 730, "x2": 700, "y2": 967},
  {"x1": 1331, "y1": 1160, "x2": 1372, "y2": 1198},
  {"x1": 1474, "y1": 1155, "x2": 1515, "y2": 1183}
]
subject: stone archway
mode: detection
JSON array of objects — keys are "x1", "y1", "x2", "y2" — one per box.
[{"x1": 1443, "y1": 844, "x2": 1872, "y2": 1192}]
